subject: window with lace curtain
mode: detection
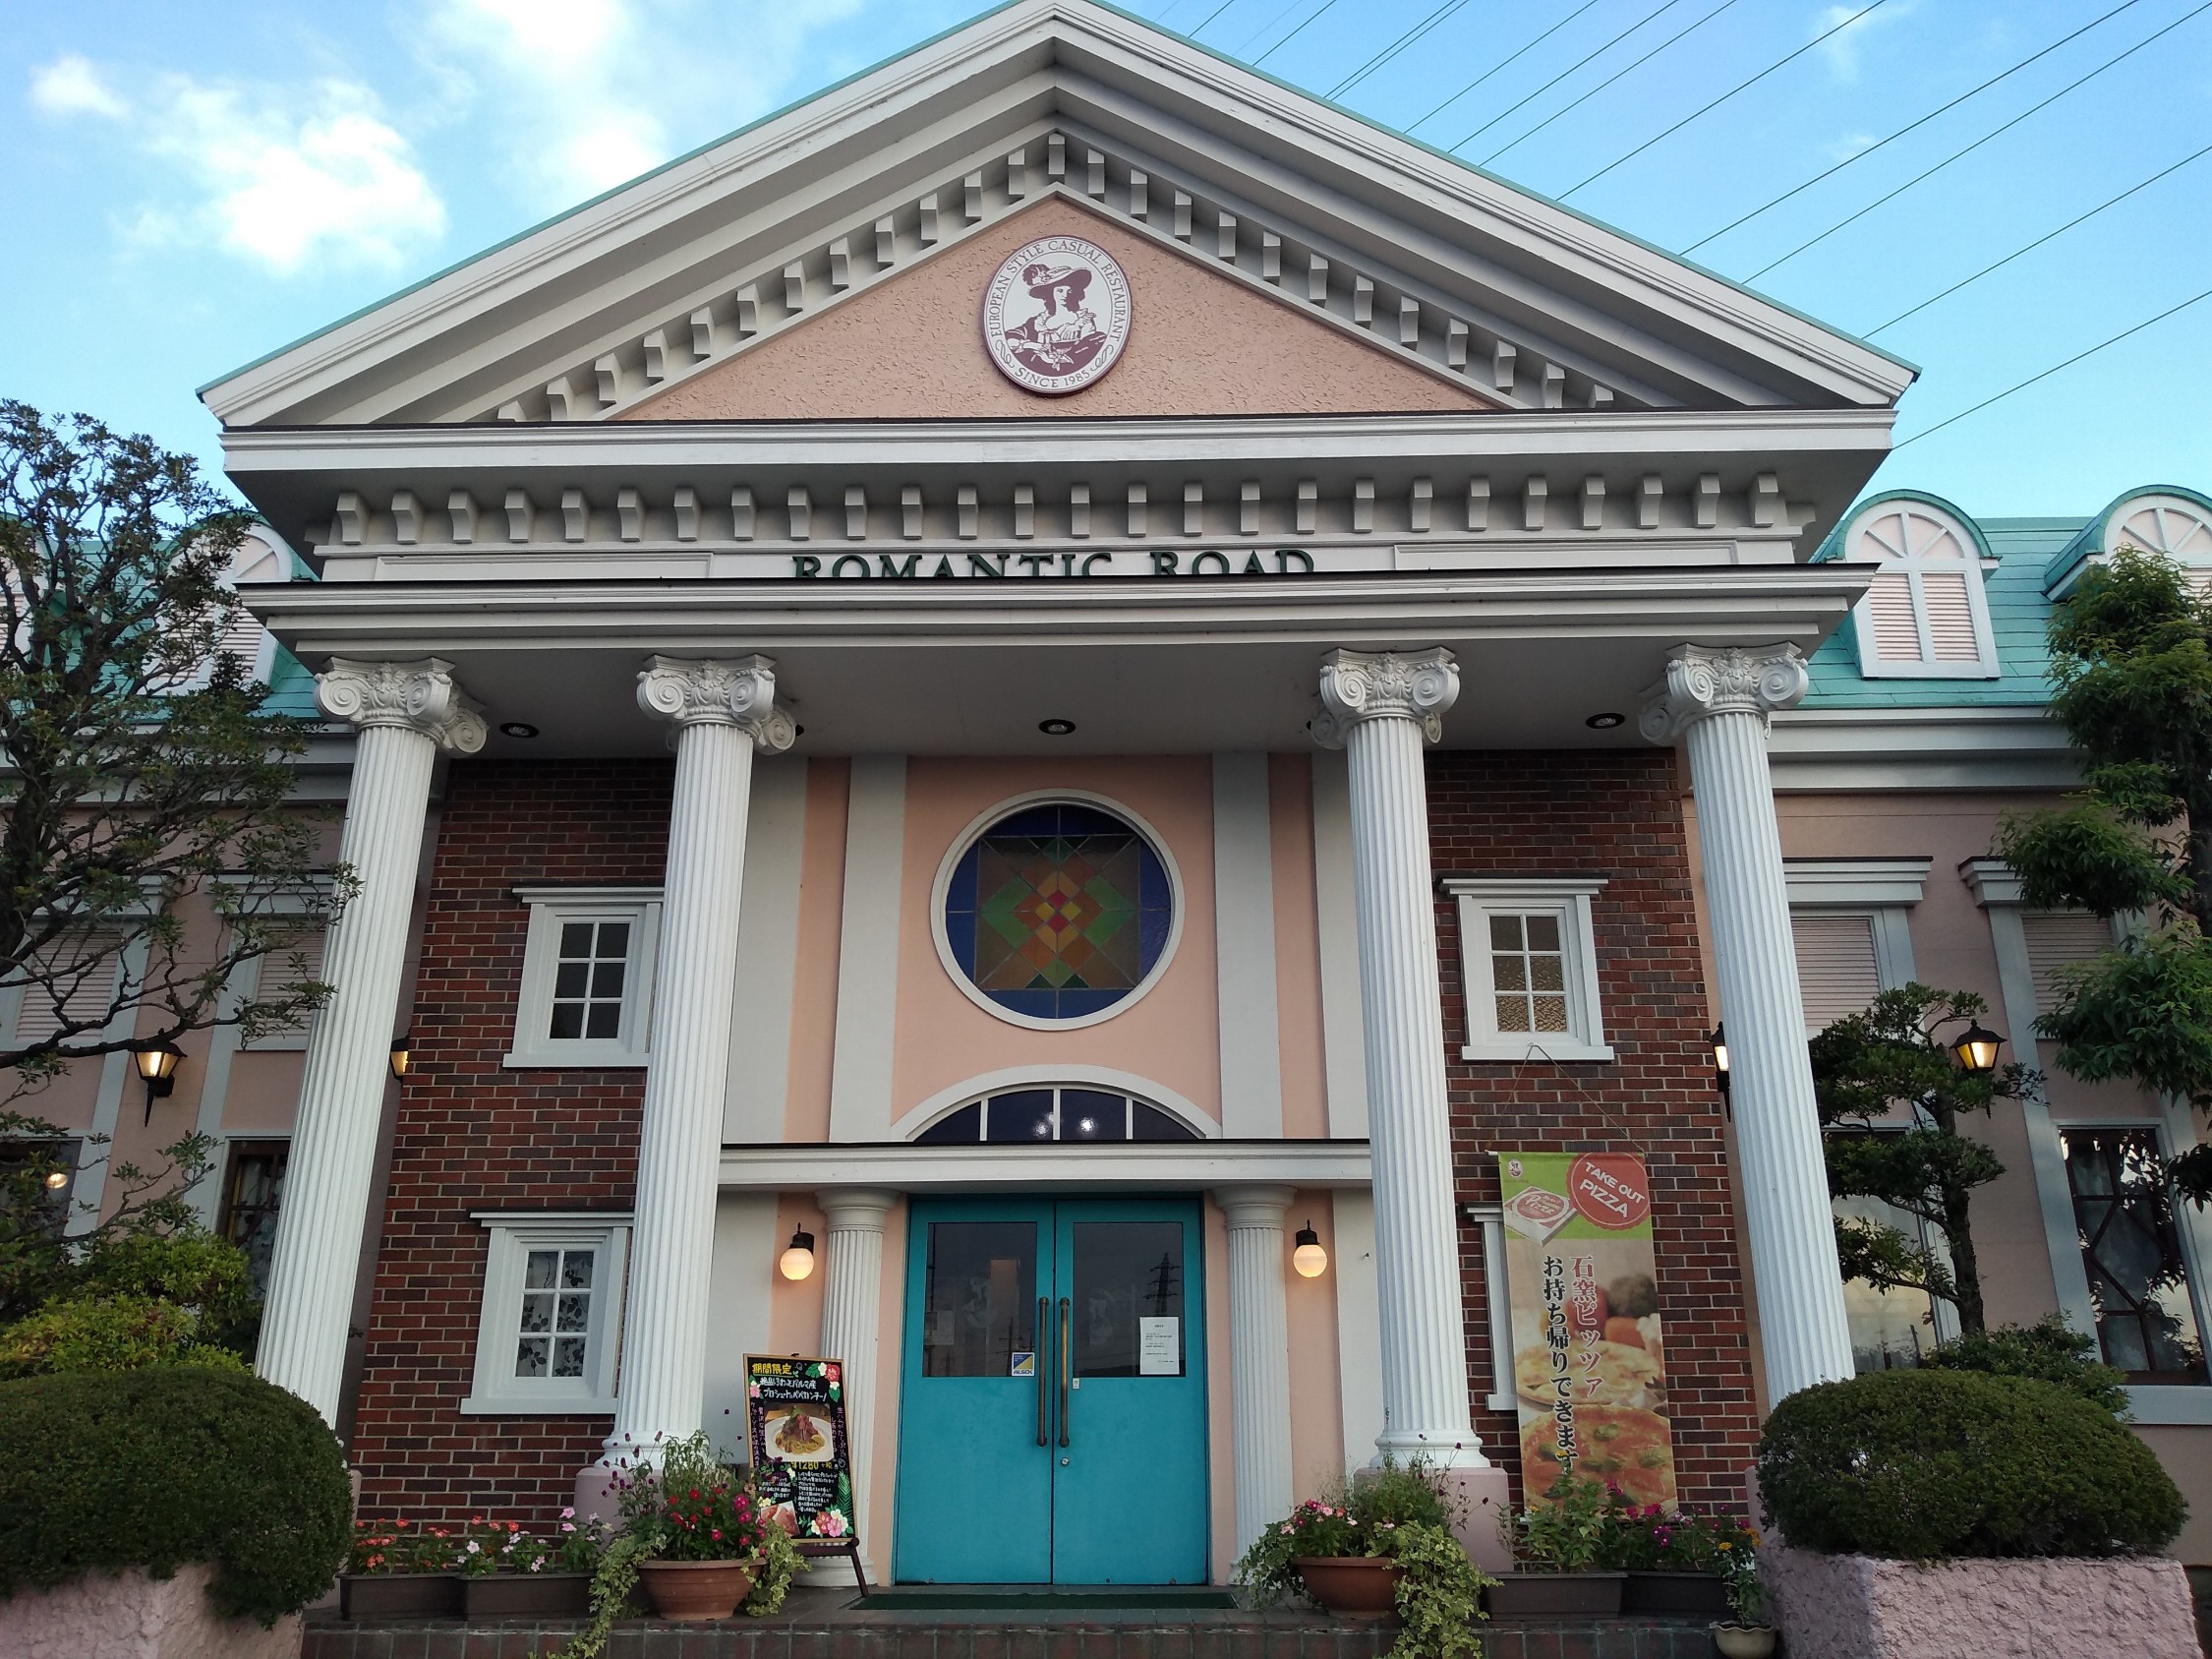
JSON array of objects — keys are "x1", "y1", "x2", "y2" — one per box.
[{"x1": 1844, "y1": 500, "x2": 2000, "y2": 680}]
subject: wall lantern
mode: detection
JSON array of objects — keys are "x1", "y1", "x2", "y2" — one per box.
[
  {"x1": 44, "y1": 1168, "x2": 70, "y2": 1192},
  {"x1": 1707, "y1": 1025, "x2": 1729, "y2": 1097},
  {"x1": 779, "y1": 1227, "x2": 817, "y2": 1281},
  {"x1": 1951, "y1": 1021, "x2": 2005, "y2": 1076},
  {"x1": 389, "y1": 1035, "x2": 412, "y2": 1080},
  {"x1": 131, "y1": 1038, "x2": 183, "y2": 1124},
  {"x1": 1292, "y1": 1221, "x2": 1328, "y2": 1278}
]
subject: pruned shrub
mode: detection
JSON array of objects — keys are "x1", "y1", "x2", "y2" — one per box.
[
  {"x1": 0, "y1": 1366, "x2": 349, "y2": 1626},
  {"x1": 1758, "y1": 1368, "x2": 2183, "y2": 1561},
  {"x1": 1923, "y1": 1315, "x2": 2130, "y2": 1416}
]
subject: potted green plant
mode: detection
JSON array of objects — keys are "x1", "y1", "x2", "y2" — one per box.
[
  {"x1": 1233, "y1": 1459, "x2": 1493, "y2": 1659},
  {"x1": 1596, "y1": 1492, "x2": 1740, "y2": 1617},
  {"x1": 340, "y1": 1517, "x2": 460, "y2": 1619},
  {"x1": 614, "y1": 1435, "x2": 767, "y2": 1620},
  {"x1": 456, "y1": 1512, "x2": 601, "y2": 1619},
  {"x1": 1489, "y1": 1473, "x2": 1626, "y2": 1617},
  {"x1": 1710, "y1": 1544, "x2": 1775, "y2": 1659}
]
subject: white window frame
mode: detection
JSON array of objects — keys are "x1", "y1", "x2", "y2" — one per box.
[
  {"x1": 1442, "y1": 877, "x2": 1611, "y2": 1063},
  {"x1": 462, "y1": 1211, "x2": 630, "y2": 1414},
  {"x1": 217, "y1": 875, "x2": 337, "y2": 1052},
  {"x1": 1843, "y1": 499, "x2": 2001, "y2": 680},
  {"x1": 505, "y1": 887, "x2": 662, "y2": 1069},
  {"x1": 1784, "y1": 859, "x2": 1927, "y2": 1034}
]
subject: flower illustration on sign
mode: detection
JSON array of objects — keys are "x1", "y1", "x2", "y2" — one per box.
[{"x1": 982, "y1": 235, "x2": 1133, "y2": 394}]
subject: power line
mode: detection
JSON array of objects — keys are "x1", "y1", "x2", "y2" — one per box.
[
  {"x1": 1892, "y1": 285, "x2": 2212, "y2": 450},
  {"x1": 1255, "y1": 0, "x2": 1349, "y2": 66},
  {"x1": 1483, "y1": 0, "x2": 1746, "y2": 168},
  {"x1": 1682, "y1": 0, "x2": 2145, "y2": 253},
  {"x1": 1407, "y1": 0, "x2": 1605, "y2": 135},
  {"x1": 1188, "y1": 0, "x2": 1239, "y2": 37},
  {"x1": 1329, "y1": 0, "x2": 1476, "y2": 100},
  {"x1": 1866, "y1": 139, "x2": 2212, "y2": 337},
  {"x1": 1556, "y1": 0, "x2": 1889, "y2": 197},
  {"x1": 1747, "y1": 0, "x2": 2212, "y2": 281},
  {"x1": 1231, "y1": 0, "x2": 1309, "y2": 55},
  {"x1": 1449, "y1": 0, "x2": 1687, "y2": 154}
]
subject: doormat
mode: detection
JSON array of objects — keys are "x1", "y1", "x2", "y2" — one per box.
[{"x1": 861, "y1": 1587, "x2": 1239, "y2": 1610}]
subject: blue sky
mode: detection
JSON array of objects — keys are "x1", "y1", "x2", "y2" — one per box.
[{"x1": 3, "y1": 0, "x2": 2207, "y2": 521}]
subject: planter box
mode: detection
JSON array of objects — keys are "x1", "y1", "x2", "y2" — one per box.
[
  {"x1": 461, "y1": 1572, "x2": 593, "y2": 1620},
  {"x1": 1483, "y1": 1571, "x2": 1625, "y2": 1618},
  {"x1": 339, "y1": 1572, "x2": 462, "y2": 1619},
  {"x1": 1620, "y1": 1569, "x2": 1729, "y2": 1617},
  {"x1": 1762, "y1": 1544, "x2": 2198, "y2": 1659},
  {"x1": 0, "y1": 1562, "x2": 301, "y2": 1659}
]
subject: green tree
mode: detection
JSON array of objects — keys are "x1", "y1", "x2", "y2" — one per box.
[
  {"x1": 1995, "y1": 544, "x2": 2212, "y2": 1200},
  {"x1": 1810, "y1": 983, "x2": 2028, "y2": 1335}
]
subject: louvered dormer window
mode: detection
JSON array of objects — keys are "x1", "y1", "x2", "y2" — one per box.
[{"x1": 1845, "y1": 499, "x2": 2001, "y2": 679}]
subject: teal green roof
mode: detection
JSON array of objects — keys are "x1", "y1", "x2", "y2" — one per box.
[{"x1": 2043, "y1": 484, "x2": 2212, "y2": 596}]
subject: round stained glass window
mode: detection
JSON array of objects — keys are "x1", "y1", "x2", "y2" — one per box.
[{"x1": 941, "y1": 800, "x2": 1175, "y2": 1024}]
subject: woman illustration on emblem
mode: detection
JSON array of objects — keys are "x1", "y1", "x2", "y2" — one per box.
[{"x1": 1001, "y1": 260, "x2": 1107, "y2": 377}]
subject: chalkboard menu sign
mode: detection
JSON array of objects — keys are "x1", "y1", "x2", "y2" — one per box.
[{"x1": 746, "y1": 1356, "x2": 855, "y2": 1542}]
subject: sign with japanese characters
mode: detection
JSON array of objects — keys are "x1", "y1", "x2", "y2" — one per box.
[
  {"x1": 745, "y1": 1356, "x2": 855, "y2": 1542},
  {"x1": 1496, "y1": 1152, "x2": 1676, "y2": 1511}
]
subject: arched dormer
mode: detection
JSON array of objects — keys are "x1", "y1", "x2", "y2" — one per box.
[
  {"x1": 1836, "y1": 493, "x2": 2000, "y2": 679},
  {"x1": 2045, "y1": 486, "x2": 2212, "y2": 598}
]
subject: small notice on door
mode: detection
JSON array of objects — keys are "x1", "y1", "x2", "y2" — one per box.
[
  {"x1": 1011, "y1": 1350, "x2": 1035, "y2": 1377},
  {"x1": 1138, "y1": 1316, "x2": 1180, "y2": 1376}
]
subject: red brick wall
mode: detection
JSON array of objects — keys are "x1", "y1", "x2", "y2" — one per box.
[
  {"x1": 1428, "y1": 750, "x2": 1761, "y2": 1512},
  {"x1": 349, "y1": 760, "x2": 672, "y2": 1524}
]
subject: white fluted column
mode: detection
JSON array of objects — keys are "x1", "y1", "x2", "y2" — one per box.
[
  {"x1": 259, "y1": 658, "x2": 486, "y2": 1422},
  {"x1": 818, "y1": 1187, "x2": 897, "y2": 1576},
  {"x1": 1216, "y1": 1184, "x2": 1296, "y2": 1548},
  {"x1": 1642, "y1": 645, "x2": 1852, "y2": 1401},
  {"x1": 607, "y1": 656, "x2": 794, "y2": 1459},
  {"x1": 1311, "y1": 648, "x2": 1483, "y2": 1467}
]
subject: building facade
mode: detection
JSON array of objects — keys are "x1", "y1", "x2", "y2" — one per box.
[{"x1": 25, "y1": 0, "x2": 2207, "y2": 1586}]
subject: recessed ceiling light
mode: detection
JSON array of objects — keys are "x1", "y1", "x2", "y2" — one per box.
[
  {"x1": 1585, "y1": 712, "x2": 1626, "y2": 730},
  {"x1": 1038, "y1": 718, "x2": 1077, "y2": 736},
  {"x1": 499, "y1": 722, "x2": 540, "y2": 739}
]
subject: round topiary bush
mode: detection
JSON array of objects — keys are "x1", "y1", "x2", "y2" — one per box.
[
  {"x1": 0, "y1": 1366, "x2": 350, "y2": 1626},
  {"x1": 1758, "y1": 1368, "x2": 2184, "y2": 1561}
]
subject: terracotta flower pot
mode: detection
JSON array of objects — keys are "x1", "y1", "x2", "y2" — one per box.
[
  {"x1": 1292, "y1": 1556, "x2": 1404, "y2": 1618},
  {"x1": 461, "y1": 1571, "x2": 593, "y2": 1620},
  {"x1": 635, "y1": 1558, "x2": 755, "y2": 1622},
  {"x1": 1620, "y1": 1570, "x2": 1730, "y2": 1617},
  {"x1": 1711, "y1": 1626, "x2": 1778, "y2": 1659},
  {"x1": 340, "y1": 1573, "x2": 462, "y2": 1619},
  {"x1": 1482, "y1": 1570, "x2": 1626, "y2": 1618}
]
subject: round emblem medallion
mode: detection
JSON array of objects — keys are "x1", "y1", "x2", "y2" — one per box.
[{"x1": 981, "y1": 235, "x2": 1133, "y2": 395}]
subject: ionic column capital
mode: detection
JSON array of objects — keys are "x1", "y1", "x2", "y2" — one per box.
[
  {"x1": 1213, "y1": 1184, "x2": 1298, "y2": 1228},
  {"x1": 1310, "y1": 647, "x2": 1460, "y2": 748},
  {"x1": 1638, "y1": 644, "x2": 1809, "y2": 743},
  {"x1": 636, "y1": 655, "x2": 795, "y2": 751},
  {"x1": 315, "y1": 657, "x2": 488, "y2": 753}
]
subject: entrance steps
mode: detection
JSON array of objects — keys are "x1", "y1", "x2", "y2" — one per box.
[{"x1": 302, "y1": 1585, "x2": 1719, "y2": 1659}]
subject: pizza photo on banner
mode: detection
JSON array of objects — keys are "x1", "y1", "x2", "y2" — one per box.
[
  {"x1": 745, "y1": 1356, "x2": 855, "y2": 1541},
  {"x1": 1496, "y1": 1152, "x2": 1676, "y2": 1511}
]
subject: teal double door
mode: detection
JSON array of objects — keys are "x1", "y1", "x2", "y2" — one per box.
[{"x1": 895, "y1": 1196, "x2": 1208, "y2": 1584}]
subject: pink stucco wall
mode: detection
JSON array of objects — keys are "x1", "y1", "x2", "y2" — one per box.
[
  {"x1": 621, "y1": 196, "x2": 1492, "y2": 423},
  {"x1": 1286, "y1": 1188, "x2": 1346, "y2": 1496},
  {"x1": 0, "y1": 1564, "x2": 302, "y2": 1659}
]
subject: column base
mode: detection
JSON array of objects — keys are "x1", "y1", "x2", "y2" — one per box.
[{"x1": 573, "y1": 1460, "x2": 622, "y2": 1526}]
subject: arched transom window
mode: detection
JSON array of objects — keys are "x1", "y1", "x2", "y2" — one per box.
[
  {"x1": 913, "y1": 1085, "x2": 1202, "y2": 1144},
  {"x1": 1847, "y1": 501, "x2": 1999, "y2": 679},
  {"x1": 2107, "y1": 494, "x2": 2212, "y2": 564}
]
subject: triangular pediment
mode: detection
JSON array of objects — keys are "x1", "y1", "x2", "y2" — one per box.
[
  {"x1": 622, "y1": 197, "x2": 1490, "y2": 421},
  {"x1": 201, "y1": 0, "x2": 1913, "y2": 430}
]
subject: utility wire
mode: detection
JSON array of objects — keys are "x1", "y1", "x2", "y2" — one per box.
[
  {"x1": 1557, "y1": 0, "x2": 1889, "y2": 197},
  {"x1": 1231, "y1": 0, "x2": 1309, "y2": 55},
  {"x1": 1683, "y1": 0, "x2": 2144, "y2": 253},
  {"x1": 1892, "y1": 284, "x2": 2212, "y2": 449},
  {"x1": 1408, "y1": 0, "x2": 1605, "y2": 134},
  {"x1": 1329, "y1": 0, "x2": 1476, "y2": 100},
  {"x1": 1747, "y1": 0, "x2": 2212, "y2": 280},
  {"x1": 1867, "y1": 140, "x2": 2212, "y2": 337},
  {"x1": 1484, "y1": 0, "x2": 1746, "y2": 167},
  {"x1": 1450, "y1": 0, "x2": 1687, "y2": 153},
  {"x1": 1255, "y1": 0, "x2": 1349, "y2": 65},
  {"x1": 1188, "y1": 0, "x2": 1239, "y2": 36}
]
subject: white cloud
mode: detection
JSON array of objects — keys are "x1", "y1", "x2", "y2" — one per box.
[
  {"x1": 35, "y1": 56, "x2": 446, "y2": 273},
  {"x1": 29, "y1": 55, "x2": 128, "y2": 119},
  {"x1": 1816, "y1": 0, "x2": 1921, "y2": 84}
]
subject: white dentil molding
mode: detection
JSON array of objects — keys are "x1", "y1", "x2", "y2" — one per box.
[{"x1": 314, "y1": 656, "x2": 488, "y2": 752}]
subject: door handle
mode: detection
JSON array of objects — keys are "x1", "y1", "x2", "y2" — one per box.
[
  {"x1": 1057, "y1": 1296, "x2": 1073, "y2": 1449},
  {"x1": 1036, "y1": 1296, "x2": 1050, "y2": 1447}
]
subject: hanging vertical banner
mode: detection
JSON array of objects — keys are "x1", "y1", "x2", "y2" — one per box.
[
  {"x1": 746, "y1": 1356, "x2": 855, "y2": 1540},
  {"x1": 1497, "y1": 1152, "x2": 1677, "y2": 1511}
]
